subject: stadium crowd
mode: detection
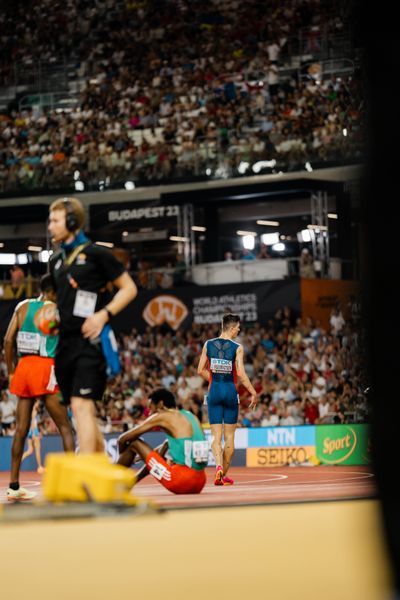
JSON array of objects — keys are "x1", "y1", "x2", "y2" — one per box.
[
  {"x1": 0, "y1": 304, "x2": 368, "y2": 436},
  {"x1": 0, "y1": 0, "x2": 362, "y2": 192}
]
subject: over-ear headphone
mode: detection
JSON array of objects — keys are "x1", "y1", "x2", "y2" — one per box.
[{"x1": 63, "y1": 198, "x2": 79, "y2": 232}]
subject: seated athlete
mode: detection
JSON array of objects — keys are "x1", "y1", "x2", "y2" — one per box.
[{"x1": 117, "y1": 388, "x2": 208, "y2": 494}]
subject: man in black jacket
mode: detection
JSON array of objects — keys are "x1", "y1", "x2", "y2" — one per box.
[{"x1": 48, "y1": 196, "x2": 137, "y2": 453}]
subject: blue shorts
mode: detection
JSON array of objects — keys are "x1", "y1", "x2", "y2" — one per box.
[
  {"x1": 207, "y1": 382, "x2": 239, "y2": 425},
  {"x1": 28, "y1": 427, "x2": 40, "y2": 439}
]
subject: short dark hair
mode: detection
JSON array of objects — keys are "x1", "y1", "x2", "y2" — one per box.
[
  {"x1": 50, "y1": 196, "x2": 85, "y2": 229},
  {"x1": 149, "y1": 387, "x2": 176, "y2": 409},
  {"x1": 222, "y1": 313, "x2": 240, "y2": 330},
  {"x1": 40, "y1": 273, "x2": 55, "y2": 293}
]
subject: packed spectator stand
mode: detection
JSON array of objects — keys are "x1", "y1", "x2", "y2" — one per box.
[
  {"x1": 0, "y1": 304, "x2": 368, "y2": 437},
  {"x1": 0, "y1": 0, "x2": 363, "y2": 193}
]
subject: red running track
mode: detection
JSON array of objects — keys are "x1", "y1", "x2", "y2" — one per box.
[{"x1": 0, "y1": 466, "x2": 376, "y2": 509}]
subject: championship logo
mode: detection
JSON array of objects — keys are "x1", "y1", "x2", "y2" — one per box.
[{"x1": 142, "y1": 295, "x2": 189, "y2": 330}]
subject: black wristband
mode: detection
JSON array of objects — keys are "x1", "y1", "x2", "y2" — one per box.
[{"x1": 105, "y1": 306, "x2": 113, "y2": 321}]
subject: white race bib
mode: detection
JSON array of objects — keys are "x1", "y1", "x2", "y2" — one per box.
[
  {"x1": 17, "y1": 331, "x2": 40, "y2": 354},
  {"x1": 210, "y1": 358, "x2": 233, "y2": 373},
  {"x1": 148, "y1": 457, "x2": 171, "y2": 481},
  {"x1": 73, "y1": 290, "x2": 98, "y2": 318},
  {"x1": 192, "y1": 440, "x2": 209, "y2": 464}
]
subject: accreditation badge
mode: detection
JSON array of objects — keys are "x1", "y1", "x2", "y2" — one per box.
[{"x1": 73, "y1": 290, "x2": 98, "y2": 318}]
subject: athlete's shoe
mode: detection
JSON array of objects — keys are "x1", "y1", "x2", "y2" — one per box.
[
  {"x1": 6, "y1": 487, "x2": 37, "y2": 502},
  {"x1": 214, "y1": 465, "x2": 224, "y2": 486},
  {"x1": 222, "y1": 475, "x2": 234, "y2": 485}
]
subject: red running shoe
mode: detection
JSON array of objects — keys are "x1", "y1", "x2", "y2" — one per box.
[
  {"x1": 222, "y1": 475, "x2": 234, "y2": 485},
  {"x1": 214, "y1": 465, "x2": 223, "y2": 486}
]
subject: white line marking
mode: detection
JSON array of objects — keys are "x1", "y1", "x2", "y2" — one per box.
[{"x1": 238, "y1": 474, "x2": 288, "y2": 484}]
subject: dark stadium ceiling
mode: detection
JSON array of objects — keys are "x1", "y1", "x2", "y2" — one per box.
[{"x1": 0, "y1": 170, "x2": 349, "y2": 255}]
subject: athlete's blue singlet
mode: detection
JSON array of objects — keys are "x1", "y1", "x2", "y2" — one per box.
[{"x1": 206, "y1": 338, "x2": 240, "y2": 424}]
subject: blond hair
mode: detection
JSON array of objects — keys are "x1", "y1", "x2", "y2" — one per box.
[{"x1": 49, "y1": 197, "x2": 85, "y2": 230}]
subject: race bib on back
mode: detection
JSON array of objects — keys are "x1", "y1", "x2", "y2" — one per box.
[
  {"x1": 192, "y1": 440, "x2": 209, "y2": 463},
  {"x1": 17, "y1": 331, "x2": 40, "y2": 354},
  {"x1": 210, "y1": 358, "x2": 233, "y2": 373}
]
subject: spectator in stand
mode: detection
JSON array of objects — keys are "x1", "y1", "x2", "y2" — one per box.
[
  {"x1": 304, "y1": 397, "x2": 319, "y2": 424},
  {"x1": 257, "y1": 244, "x2": 271, "y2": 259},
  {"x1": 0, "y1": 0, "x2": 362, "y2": 192},
  {"x1": 0, "y1": 297, "x2": 367, "y2": 431},
  {"x1": 10, "y1": 265, "x2": 25, "y2": 291},
  {"x1": 261, "y1": 408, "x2": 280, "y2": 427},
  {"x1": 311, "y1": 375, "x2": 327, "y2": 400},
  {"x1": 299, "y1": 248, "x2": 316, "y2": 278},
  {"x1": 240, "y1": 248, "x2": 256, "y2": 261},
  {"x1": 330, "y1": 306, "x2": 346, "y2": 336},
  {"x1": 318, "y1": 396, "x2": 330, "y2": 423},
  {"x1": 0, "y1": 389, "x2": 16, "y2": 434},
  {"x1": 2, "y1": 265, "x2": 26, "y2": 300}
]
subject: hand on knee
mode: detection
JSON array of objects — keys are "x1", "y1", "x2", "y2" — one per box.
[{"x1": 118, "y1": 435, "x2": 130, "y2": 454}]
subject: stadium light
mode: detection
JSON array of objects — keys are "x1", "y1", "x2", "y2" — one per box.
[
  {"x1": 307, "y1": 224, "x2": 327, "y2": 231},
  {"x1": 237, "y1": 230, "x2": 257, "y2": 236},
  {"x1": 27, "y1": 245, "x2": 42, "y2": 252},
  {"x1": 261, "y1": 232, "x2": 280, "y2": 245},
  {"x1": 17, "y1": 253, "x2": 29, "y2": 264},
  {"x1": 257, "y1": 220, "x2": 280, "y2": 226},
  {"x1": 298, "y1": 229, "x2": 312, "y2": 243},
  {"x1": 170, "y1": 236, "x2": 189, "y2": 242},
  {"x1": 0, "y1": 253, "x2": 16, "y2": 265},
  {"x1": 242, "y1": 235, "x2": 255, "y2": 250},
  {"x1": 191, "y1": 226, "x2": 207, "y2": 232},
  {"x1": 272, "y1": 243, "x2": 285, "y2": 252},
  {"x1": 95, "y1": 241, "x2": 114, "y2": 248},
  {"x1": 39, "y1": 250, "x2": 53, "y2": 262},
  {"x1": 328, "y1": 213, "x2": 338, "y2": 219}
]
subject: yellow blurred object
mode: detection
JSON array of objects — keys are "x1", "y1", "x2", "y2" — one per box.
[
  {"x1": 308, "y1": 454, "x2": 322, "y2": 466},
  {"x1": 42, "y1": 453, "x2": 137, "y2": 504}
]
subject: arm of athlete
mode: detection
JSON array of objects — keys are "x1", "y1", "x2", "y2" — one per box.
[
  {"x1": 3, "y1": 302, "x2": 27, "y2": 385},
  {"x1": 117, "y1": 412, "x2": 168, "y2": 454},
  {"x1": 235, "y1": 345, "x2": 258, "y2": 409},
  {"x1": 82, "y1": 272, "x2": 138, "y2": 339},
  {"x1": 3, "y1": 311, "x2": 18, "y2": 385},
  {"x1": 197, "y1": 343, "x2": 210, "y2": 382}
]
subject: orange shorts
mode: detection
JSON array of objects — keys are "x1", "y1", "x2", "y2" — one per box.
[
  {"x1": 145, "y1": 451, "x2": 206, "y2": 494},
  {"x1": 10, "y1": 356, "x2": 59, "y2": 398}
]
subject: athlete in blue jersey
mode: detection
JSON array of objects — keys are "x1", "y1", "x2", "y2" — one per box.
[{"x1": 197, "y1": 313, "x2": 257, "y2": 486}]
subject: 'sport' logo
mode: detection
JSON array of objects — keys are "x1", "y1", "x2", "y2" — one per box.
[
  {"x1": 142, "y1": 295, "x2": 189, "y2": 330},
  {"x1": 321, "y1": 427, "x2": 357, "y2": 464}
]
